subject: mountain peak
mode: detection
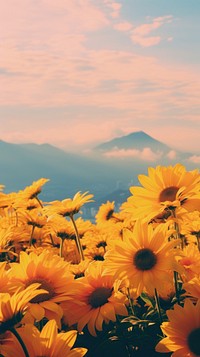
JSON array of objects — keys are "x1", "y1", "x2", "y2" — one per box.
[{"x1": 94, "y1": 131, "x2": 170, "y2": 152}]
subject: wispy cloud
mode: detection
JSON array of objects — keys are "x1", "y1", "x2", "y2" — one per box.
[
  {"x1": 103, "y1": 147, "x2": 163, "y2": 162},
  {"x1": 188, "y1": 155, "x2": 200, "y2": 164},
  {"x1": 130, "y1": 15, "x2": 174, "y2": 47},
  {"x1": 166, "y1": 150, "x2": 177, "y2": 160},
  {"x1": 0, "y1": 1, "x2": 199, "y2": 153}
]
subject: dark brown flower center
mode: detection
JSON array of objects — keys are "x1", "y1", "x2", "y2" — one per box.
[
  {"x1": 93, "y1": 255, "x2": 104, "y2": 261},
  {"x1": 134, "y1": 248, "x2": 157, "y2": 271},
  {"x1": 30, "y1": 189, "x2": 41, "y2": 199},
  {"x1": 88, "y1": 287, "x2": 113, "y2": 308},
  {"x1": 159, "y1": 186, "x2": 179, "y2": 203},
  {"x1": 26, "y1": 279, "x2": 54, "y2": 303},
  {"x1": 96, "y1": 241, "x2": 107, "y2": 248},
  {"x1": 187, "y1": 327, "x2": 200, "y2": 355},
  {"x1": 0, "y1": 312, "x2": 23, "y2": 334},
  {"x1": 57, "y1": 232, "x2": 72, "y2": 240},
  {"x1": 106, "y1": 209, "x2": 114, "y2": 220}
]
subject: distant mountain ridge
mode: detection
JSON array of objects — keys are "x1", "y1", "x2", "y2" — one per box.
[
  {"x1": 0, "y1": 140, "x2": 139, "y2": 202},
  {"x1": 94, "y1": 131, "x2": 170, "y2": 153},
  {"x1": 0, "y1": 132, "x2": 198, "y2": 213},
  {"x1": 93, "y1": 130, "x2": 195, "y2": 163}
]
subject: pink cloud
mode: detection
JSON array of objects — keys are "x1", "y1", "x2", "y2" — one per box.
[
  {"x1": 103, "y1": 1, "x2": 122, "y2": 18},
  {"x1": 0, "y1": 2, "x2": 199, "y2": 153},
  {"x1": 188, "y1": 155, "x2": 200, "y2": 164},
  {"x1": 166, "y1": 150, "x2": 177, "y2": 160},
  {"x1": 113, "y1": 21, "x2": 133, "y2": 32},
  {"x1": 130, "y1": 15, "x2": 174, "y2": 47},
  {"x1": 103, "y1": 148, "x2": 163, "y2": 162},
  {"x1": 131, "y1": 35, "x2": 161, "y2": 47}
]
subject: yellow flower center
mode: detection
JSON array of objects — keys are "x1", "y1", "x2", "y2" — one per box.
[
  {"x1": 159, "y1": 186, "x2": 179, "y2": 202},
  {"x1": 26, "y1": 279, "x2": 55, "y2": 303},
  {"x1": 88, "y1": 287, "x2": 113, "y2": 308},
  {"x1": 187, "y1": 327, "x2": 200, "y2": 355},
  {"x1": 134, "y1": 248, "x2": 157, "y2": 271}
]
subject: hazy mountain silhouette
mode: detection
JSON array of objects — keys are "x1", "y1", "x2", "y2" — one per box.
[
  {"x1": 95, "y1": 131, "x2": 170, "y2": 152},
  {"x1": 93, "y1": 130, "x2": 194, "y2": 164},
  {"x1": 0, "y1": 132, "x2": 198, "y2": 210},
  {"x1": 0, "y1": 140, "x2": 139, "y2": 202}
]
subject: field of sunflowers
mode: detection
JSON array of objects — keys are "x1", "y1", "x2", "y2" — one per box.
[{"x1": 0, "y1": 163, "x2": 200, "y2": 357}]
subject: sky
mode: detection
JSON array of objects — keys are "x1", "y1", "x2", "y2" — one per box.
[{"x1": 0, "y1": 0, "x2": 200, "y2": 154}]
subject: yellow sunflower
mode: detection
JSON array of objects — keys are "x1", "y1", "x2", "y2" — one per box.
[
  {"x1": 178, "y1": 244, "x2": 200, "y2": 282},
  {"x1": 156, "y1": 299, "x2": 200, "y2": 356},
  {"x1": 17, "y1": 319, "x2": 87, "y2": 357},
  {"x1": 0, "y1": 262, "x2": 11, "y2": 293},
  {"x1": 124, "y1": 164, "x2": 200, "y2": 222},
  {"x1": 180, "y1": 211, "x2": 200, "y2": 247},
  {"x1": 0, "y1": 226, "x2": 20, "y2": 261},
  {"x1": 19, "y1": 178, "x2": 49, "y2": 200},
  {"x1": 8, "y1": 250, "x2": 74, "y2": 327},
  {"x1": 69, "y1": 259, "x2": 91, "y2": 279},
  {"x1": 0, "y1": 283, "x2": 47, "y2": 334},
  {"x1": 44, "y1": 191, "x2": 94, "y2": 217},
  {"x1": 104, "y1": 221, "x2": 180, "y2": 296},
  {"x1": 95, "y1": 201, "x2": 115, "y2": 224},
  {"x1": 61, "y1": 261, "x2": 128, "y2": 336},
  {"x1": 183, "y1": 276, "x2": 200, "y2": 301},
  {"x1": 0, "y1": 330, "x2": 24, "y2": 357}
]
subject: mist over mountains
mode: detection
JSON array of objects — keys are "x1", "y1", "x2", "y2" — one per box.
[{"x1": 0, "y1": 131, "x2": 199, "y2": 216}]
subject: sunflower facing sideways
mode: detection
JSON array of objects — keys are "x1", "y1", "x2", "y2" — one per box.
[
  {"x1": 15, "y1": 319, "x2": 87, "y2": 357},
  {"x1": 156, "y1": 299, "x2": 200, "y2": 357},
  {"x1": 44, "y1": 191, "x2": 94, "y2": 217},
  {"x1": 123, "y1": 164, "x2": 200, "y2": 222},
  {"x1": 0, "y1": 283, "x2": 47, "y2": 334},
  {"x1": 104, "y1": 220, "x2": 180, "y2": 297},
  {"x1": 8, "y1": 249, "x2": 74, "y2": 327},
  {"x1": 61, "y1": 261, "x2": 128, "y2": 336}
]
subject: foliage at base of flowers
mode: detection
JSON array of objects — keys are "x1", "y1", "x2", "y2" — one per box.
[{"x1": 0, "y1": 163, "x2": 200, "y2": 356}]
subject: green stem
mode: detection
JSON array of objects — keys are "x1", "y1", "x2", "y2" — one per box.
[
  {"x1": 171, "y1": 209, "x2": 184, "y2": 249},
  {"x1": 10, "y1": 327, "x2": 30, "y2": 357},
  {"x1": 29, "y1": 225, "x2": 35, "y2": 246},
  {"x1": 70, "y1": 214, "x2": 84, "y2": 261},
  {"x1": 49, "y1": 233, "x2": 56, "y2": 247},
  {"x1": 154, "y1": 288, "x2": 163, "y2": 325},
  {"x1": 196, "y1": 232, "x2": 200, "y2": 252},
  {"x1": 35, "y1": 196, "x2": 43, "y2": 208},
  {"x1": 127, "y1": 287, "x2": 135, "y2": 316},
  {"x1": 174, "y1": 271, "x2": 181, "y2": 305},
  {"x1": 59, "y1": 238, "x2": 65, "y2": 258}
]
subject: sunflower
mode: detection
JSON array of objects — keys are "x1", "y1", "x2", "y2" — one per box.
[
  {"x1": 82, "y1": 224, "x2": 122, "y2": 253},
  {"x1": 0, "y1": 283, "x2": 47, "y2": 334},
  {"x1": 0, "y1": 262, "x2": 11, "y2": 293},
  {"x1": 178, "y1": 244, "x2": 200, "y2": 282},
  {"x1": 95, "y1": 201, "x2": 115, "y2": 224},
  {"x1": 183, "y1": 276, "x2": 200, "y2": 301},
  {"x1": 0, "y1": 227, "x2": 20, "y2": 262},
  {"x1": 156, "y1": 299, "x2": 200, "y2": 356},
  {"x1": 17, "y1": 319, "x2": 87, "y2": 357},
  {"x1": 0, "y1": 330, "x2": 24, "y2": 357},
  {"x1": 104, "y1": 221, "x2": 180, "y2": 296},
  {"x1": 0, "y1": 192, "x2": 19, "y2": 210},
  {"x1": 69, "y1": 259, "x2": 91, "y2": 279},
  {"x1": 123, "y1": 164, "x2": 200, "y2": 222},
  {"x1": 61, "y1": 261, "x2": 128, "y2": 336},
  {"x1": 44, "y1": 191, "x2": 94, "y2": 217},
  {"x1": 19, "y1": 178, "x2": 49, "y2": 200},
  {"x1": 180, "y1": 211, "x2": 200, "y2": 247},
  {"x1": 8, "y1": 250, "x2": 74, "y2": 327}
]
